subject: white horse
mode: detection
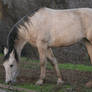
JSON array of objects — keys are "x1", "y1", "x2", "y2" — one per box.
[{"x1": 3, "y1": 7, "x2": 92, "y2": 85}]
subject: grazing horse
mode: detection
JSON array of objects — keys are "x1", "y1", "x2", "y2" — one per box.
[{"x1": 3, "y1": 7, "x2": 92, "y2": 85}]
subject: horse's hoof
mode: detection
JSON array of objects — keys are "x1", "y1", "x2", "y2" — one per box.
[
  {"x1": 35, "y1": 80, "x2": 43, "y2": 85},
  {"x1": 57, "y1": 79, "x2": 64, "y2": 85}
]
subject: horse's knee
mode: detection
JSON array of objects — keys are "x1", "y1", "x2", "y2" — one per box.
[
  {"x1": 40, "y1": 57, "x2": 47, "y2": 66},
  {"x1": 40, "y1": 60, "x2": 45, "y2": 66}
]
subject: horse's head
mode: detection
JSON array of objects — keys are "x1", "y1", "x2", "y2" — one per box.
[{"x1": 3, "y1": 48, "x2": 19, "y2": 84}]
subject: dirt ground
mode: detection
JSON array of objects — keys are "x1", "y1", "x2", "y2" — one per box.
[
  {"x1": 0, "y1": 62, "x2": 92, "y2": 86},
  {"x1": 0, "y1": 55, "x2": 92, "y2": 92}
]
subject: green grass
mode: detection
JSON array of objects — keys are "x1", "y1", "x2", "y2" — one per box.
[
  {"x1": 47, "y1": 63, "x2": 92, "y2": 72},
  {"x1": 1, "y1": 81, "x2": 92, "y2": 92},
  {"x1": 58, "y1": 63, "x2": 92, "y2": 72},
  {"x1": 1, "y1": 53, "x2": 92, "y2": 72},
  {"x1": 20, "y1": 56, "x2": 92, "y2": 72},
  {"x1": 16, "y1": 83, "x2": 92, "y2": 92},
  {"x1": 17, "y1": 84, "x2": 54, "y2": 92},
  {"x1": 2, "y1": 53, "x2": 92, "y2": 72},
  {"x1": 18, "y1": 57, "x2": 92, "y2": 92},
  {"x1": 1, "y1": 53, "x2": 92, "y2": 92},
  {"x1": 21, "y1": 57, "x2": 92, "y2": 72},
  {"x1": 0, "y1": 53, "x2": 3, "y2": 56}
]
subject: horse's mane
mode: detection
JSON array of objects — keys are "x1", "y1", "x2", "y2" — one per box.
[
  {"x1": 3, "y1": 26, "x2": 19, "y2": 62},
  {"x1": 3, "y1": 7, "x2": 42, "y2": 62},
  {"x1": 17, "y1": 7, "x2": 42, "y2": 28}
]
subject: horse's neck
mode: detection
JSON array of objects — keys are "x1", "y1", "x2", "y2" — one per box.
[{"x1": 15, "y1": 39, "x2": 26, "y2": 57}]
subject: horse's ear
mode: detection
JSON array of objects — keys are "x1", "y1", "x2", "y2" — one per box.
[
  {"x1": 10, "y1": 50, "x2": 15, "y2": 58},
  {"x1": 4, "y1": 47, "x2": 8, "y2": 55}
]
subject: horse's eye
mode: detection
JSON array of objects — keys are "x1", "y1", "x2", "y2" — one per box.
[{"x1": 10, "y1": 65, "x2": 13, "y2": 68}]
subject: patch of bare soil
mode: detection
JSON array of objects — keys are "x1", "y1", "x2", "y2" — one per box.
[
  {"x1": 0, "y1": 62, "x2": 92, "y2": 86},
  {"x1": 17, "y1": 69, "x2": 92, "y2": 86},
  {"x1": 0, "y1": 55, "x2": 92, "y2": 90}
]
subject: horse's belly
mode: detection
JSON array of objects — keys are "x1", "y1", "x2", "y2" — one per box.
[
  {"x1": 51, "y1": 35, "x2": 82, "y2": 47},
  {"x1": 51, "y1": 35, "x2": 83, "y2": 47}
]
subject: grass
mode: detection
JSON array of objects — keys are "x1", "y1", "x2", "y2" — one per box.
[
  {"x1": 17, "y1": 84, "x2": 54, "y2": 92},
  {"x1": 17, "y1": 56, "x2": 92, "y2": 92},
  {"x1": 1, "y1": 82, "x2": 92, "y2": 92},
  {"x1": 21, "y1": 56, "x2": 92, "y2": 72},
  {"x1": 16, "y1": 83, "x2": 92, "y2": 92},
  {"x1": 18, "y1": 56, "x2": 92, "y2": 92},
  {"x1": 2, "y1": 53, "x2": 92, "y2": 72},
  {"x1": 0, "y1": 53, "x2": 4, "y2": 56},
  {"x1": 58, "y1": 64, "x2": 92, "y2": 72},
  {"x1": 1, "y1": 53, "x2": 92, "y2": 92}
]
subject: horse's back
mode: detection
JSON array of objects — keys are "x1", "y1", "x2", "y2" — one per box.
[
  {"x1": 29, "y1": 8, "x2": 92, "y2": 47},
  {"x1": 43, "y1": 7, "x2": 92, "y2": 14},
  {"x1": 46, "y1": 8, "x2": 92, "y2": 46}
]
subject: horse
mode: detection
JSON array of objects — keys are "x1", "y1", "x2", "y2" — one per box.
[{"x1": 3, "y1": 7, "x2": 92, "y2": 85}]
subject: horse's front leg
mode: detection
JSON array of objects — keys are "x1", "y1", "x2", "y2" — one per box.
[{"x1": 36, "y1": 41, "x2": 47, "y2": 85}]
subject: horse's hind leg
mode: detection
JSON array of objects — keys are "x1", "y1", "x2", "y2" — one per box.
[
  {"x1": 84, "y1": 39, "x2": 92, "y2": 64},
  {"x1": 84, "y1": 39, "x2": 92, "y2": 87},
  {"x1": 47, "y1": 48, "x2": 64, "y2": 85},
  {"x1": 36, "y1": 41, "x2": 47, "y2": 85}
]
